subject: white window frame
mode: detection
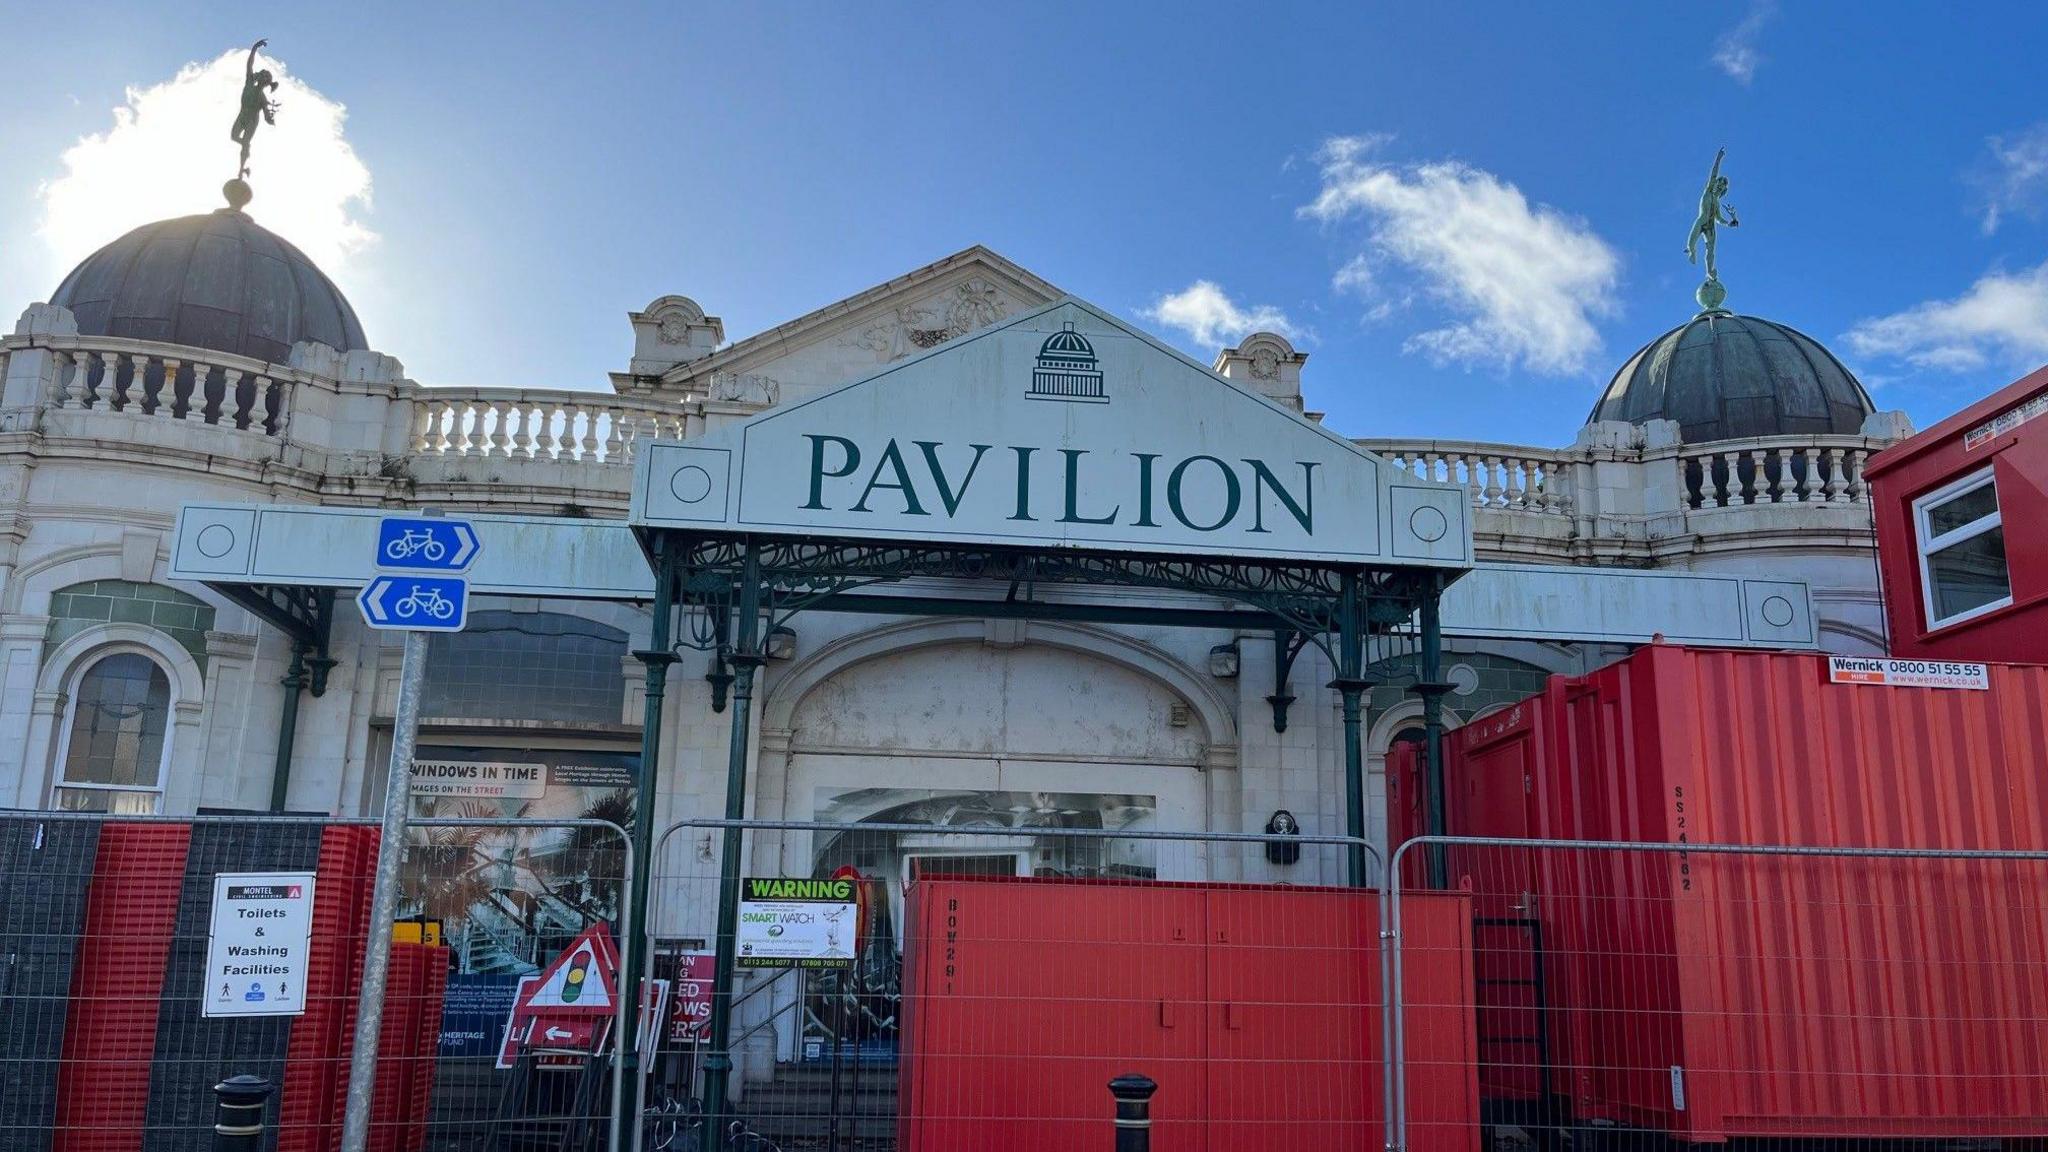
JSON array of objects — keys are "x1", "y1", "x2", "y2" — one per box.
[
  {"x1": 48, "y1": 647, "x2": 175, "y2": 814},
  {"x1": 1913, "y1": 466, "x2": 2013, "y2": 632}
]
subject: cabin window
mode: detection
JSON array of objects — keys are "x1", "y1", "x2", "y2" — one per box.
[{"x1": 1913, "y1": 467, "x2": 2012, "y2": 630}]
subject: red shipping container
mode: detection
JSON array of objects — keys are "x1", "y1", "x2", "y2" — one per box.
[
  {"x1": 898, "y1": 875, "x2": 1479, "y2": 1152},
  {"x1": 1398, "y1": 645, "x2": 2048, "y2": 1143}
]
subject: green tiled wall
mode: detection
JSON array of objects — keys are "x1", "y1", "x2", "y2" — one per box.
[{"x1": 46, "y1": 581, "x2": 216, "y2": 674}]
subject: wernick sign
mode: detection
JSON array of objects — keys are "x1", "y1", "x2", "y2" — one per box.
[{"x1": 631, "y1": 299, "x2": 1473, "y2": 568}]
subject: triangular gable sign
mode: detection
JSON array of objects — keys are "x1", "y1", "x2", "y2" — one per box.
[
  {"x1": 516, "y1": 922, "x2": 618, "y2": 1016},
  {"x1": 630, "y1": 296, "x2": 1473, "y2": 570}
]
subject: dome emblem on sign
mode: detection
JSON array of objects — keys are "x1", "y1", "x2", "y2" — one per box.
[{"x1": 1028, "y1": 321, "x2": 1108, "y2": 403}]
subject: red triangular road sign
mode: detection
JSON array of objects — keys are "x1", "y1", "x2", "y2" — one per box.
[{"x1": 515, "y1": 923, "x2": 618, "y2": 1017}]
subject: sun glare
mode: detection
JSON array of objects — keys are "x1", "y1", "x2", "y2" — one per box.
[{"x1": 37, "y1": 48, "x2": 375, "y2": 281}]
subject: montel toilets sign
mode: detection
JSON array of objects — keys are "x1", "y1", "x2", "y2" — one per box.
[{"x1": 631, "y1": 298, "x2": 1475, "y2": 568}]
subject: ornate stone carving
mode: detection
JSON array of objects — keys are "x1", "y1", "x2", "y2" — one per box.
[
  {"x1": 839, "y1": 278, "x2": 1013, "y2": 362},
  {"x1": 708, "y1": 372, "x2": 780, "y2": 405},
  {"x1": 1249, "y1": 347, "x2": 1281, "y2": 380},
  {"x1": 657, "y1": 313, "x2": 691, "y2": 345}
]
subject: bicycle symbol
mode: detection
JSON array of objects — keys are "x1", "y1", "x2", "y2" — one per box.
[
  {"x1": 384, "y1": 528, "x2": 446, "y2": 563},
  {"x1": 394, "y1": 585, "x2": 457, "y2": 621}
]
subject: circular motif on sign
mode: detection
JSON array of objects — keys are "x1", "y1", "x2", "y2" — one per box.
[
  {"x1": 1761, "y1": 595, "x2": 1796, "y2": 628},
  {"x1": 1448, "y1": 663, "x2": 1480, "y2": 697},
  {"x1": 1408, "y1": 506, "x2": 1449, "y2": 543},
  {"x1": 670, "y1": 465, "x2": 713, "y2": 505},
  {"x1": 196, "y1": 523, "x2": 235, "y2": 558}
]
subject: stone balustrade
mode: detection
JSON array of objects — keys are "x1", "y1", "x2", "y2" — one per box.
[
  {"x1": 409, "y1": 388, "x2": 687, "y2": 464},
  {"x1": 1, "y1": 329, "x2": 1898, "y2": 557},
  {"x1": 1, "y1": 332, "x2": 695, "y2": 475},
  {"x1": 1355, "y1": 439, "x2": 1577, "y2": 514},
  {"x1": 33, "y1": 336, "x2": 296, "y2": 434},
  {"x1": 1672, "y1": 436, "x2": 1878, "y2": 509}
]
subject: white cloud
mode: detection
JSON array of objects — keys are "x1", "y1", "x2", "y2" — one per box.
[
  {"x1": 1143, "y1": 280, "x2": 1300, "y2": 348},
  {"x1": 1976, "y1": 122, "x2": 2048, "y2": 235},
  {"x1": 1300, "y1": 134, "x2": 1620, "y2": 375},
  {"x1": 38, "y1": 48, "x2": 374, "y2": 279},
  {"x1": 1843, "y1": 261, "x2": 2048, "y2": 373},
  {"x1": 1711, "y1": 2, "x2": 1776, "y2": 85}
]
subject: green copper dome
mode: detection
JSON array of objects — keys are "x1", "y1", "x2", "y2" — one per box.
[{"x1": 1588, "y1": 313, "x2": 1873, "y2": 444}]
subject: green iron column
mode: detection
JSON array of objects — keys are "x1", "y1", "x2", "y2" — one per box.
[
  {"x1": 1415, "y1": 579, "x2": 1452, "y2": 889},
  {"x1": 623, "y1": 538, "x2": 678, "y2": 1082},
  {"x1": 702, "y1": 541, "x2": 764, "y2": 1135},
  {"x1": 1333, "y1": 571, "x2": 1372, "y2": 887}
]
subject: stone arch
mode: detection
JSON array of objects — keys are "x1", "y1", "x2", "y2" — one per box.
[
  {"x1": 29, "y1": 622, "x2": 209, "y2": 812},
  {"x1": 762, "y1": 617, "x2": 1237, "y2": 749},
  {"x1": 1818, "y1": 620, "x2": 1887, "y2": 655}
]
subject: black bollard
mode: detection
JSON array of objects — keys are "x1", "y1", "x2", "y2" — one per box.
[
  {"x1": 211, "y1": 1074, "x2": 273, "y2": 1152},
  {"x1": 1107, "y1": 1073, "x2": 1157, "y2": 1152}
]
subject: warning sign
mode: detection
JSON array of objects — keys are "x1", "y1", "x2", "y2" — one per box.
[
  {"x1": 1827, "y1": 656, "x2": 1989, "y2": 690},
  {"x1": 736, "y1": 877, "x2": 857, "y2": 969},
  {"x1": 203, "y1": 872, "x2": 316, "y2": 1018},
  {"x1": 524, "y1": 923, "x2": 618, "y2": 1013}
]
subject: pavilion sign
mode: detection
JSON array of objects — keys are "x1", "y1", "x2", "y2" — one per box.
[{"x1": 631, "y1": 298, "x2": 1473, "y2": 569}]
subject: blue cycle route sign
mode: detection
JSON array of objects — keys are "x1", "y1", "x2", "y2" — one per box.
[
  {"x1": 358, "y1": 574, "x2": 469, "y2": 631},
  {"x1": 375, "y1": 517, "x2": 479, "y2": 572},
  {"x1": 359, "y1": 515, "x2": 480, "y2": 632}
]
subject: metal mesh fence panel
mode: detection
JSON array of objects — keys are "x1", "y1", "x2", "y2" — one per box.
[
  {"x1": 1388, "y1": 836, "x2": 2048, "y2": 1152},
  {"x1": 641, "y1": 818, "x2": 1395, "y2": 1152},
  {"x1": 0, "y1": 812, "x2": 629, "y2": 1152}
]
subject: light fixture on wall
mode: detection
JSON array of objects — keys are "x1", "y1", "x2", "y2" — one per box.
[
  {"x1": 766, "y1": 626, "x2": 798, "y2": 661},
  {"x1": 1208, "y1": 642, "x2": 1240, "y2": 678},
  {"x1": 1264, "y1": 809, "x2": 1302, "y2": 865}
]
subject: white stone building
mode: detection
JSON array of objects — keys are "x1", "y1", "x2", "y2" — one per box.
[{"x1": 0, "y1": 206, "x2": 1909, "y2": 975}]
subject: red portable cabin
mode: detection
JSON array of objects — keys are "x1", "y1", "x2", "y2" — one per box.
[
  {"x1": 1391, "y1": 645, "x2": 2048, "y2": 1144},
  {"x1": 1866, "y1": 364, "x2": 2048, "y2": 662},
  {"x1": 897, "y1": 875, "x2": 1481, "y2": 1152}
]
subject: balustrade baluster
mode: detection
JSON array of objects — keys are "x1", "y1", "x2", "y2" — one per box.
[
  {"x1": 1696, "y1": 453, "x2": 1720, "y2": 509},
  {"x1": 512, "y1": 403, "x2": 536, "y2": 458},
  {"x1": 1825, "y1": 448, "x2": 1848, "y2": 502},
  {"x1": 408, "y1": 395, "x2": 432, "y2": 451},
  {"x1": 63, "y1": 351, "x2": 93, "y2": 409},
  {"x1": 1504, "y1": 458, "x2": 1528, "y2": 509},
  {"x1": 488, "y1": 400, "x2": 512, "y2": 456},
  {"x1": 603, "y1": 407, "x2": 625, "y2": 461},
  {"x1": 1848, "y1": 450, "x2": 1870, "y2": 503},
  {"x1": 578, "y1": 407, "x2": 599, "y2": 459},
  {"x1": 1481, "y1": 456, "x2": 1504, "y2": 508},
  {"x1": 455, "y1": 401, "x2": 479, "y2": 455},
  {"x1": 220, "y1": 369, "x2": 245, "y2": 428},
  {"x1": 262, "y1": 376, "x2": 286, "y2": 436},
  {"x1": 1801, "y1": 447, "x2": 1823, "y2": 502},
  {"x1": 428, "y1": 399, "x2": 451, "y2": 454}
]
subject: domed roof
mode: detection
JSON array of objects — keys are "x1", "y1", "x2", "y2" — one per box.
[
  {"x1": 50, "y1": 209, "x2": 366, "y2": 363},
  {"x1": 1588, "y1": 313, "x2": 1874, "y2": 444}
]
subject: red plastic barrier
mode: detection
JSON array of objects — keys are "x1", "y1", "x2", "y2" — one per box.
[
  {"x1": 51, "y1": 824, "x2": 191, "y2": 1152},
  {"x1": 278, "y1": 825, "x2": 380, "y2": 1152}
]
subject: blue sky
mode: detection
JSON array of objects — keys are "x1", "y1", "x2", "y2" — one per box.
[{"x1": 4, "y1": 2, "x2": 2047, "y2": 446}]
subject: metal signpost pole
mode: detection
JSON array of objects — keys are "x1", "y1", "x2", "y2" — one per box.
[
  {"x1": 338, "y1": 627, "x2": 427, "y2": 1152},
  {"x1": 337, "y1": 510, "x2": 473, "y2": 1152},
  {"x1": 702, "y1": 542, "x2": 763, "y2": 1141}
]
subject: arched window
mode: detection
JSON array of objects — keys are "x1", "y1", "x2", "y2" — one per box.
[{"x1": 53, "y1": 652, "x2": 172, "y2": 813}]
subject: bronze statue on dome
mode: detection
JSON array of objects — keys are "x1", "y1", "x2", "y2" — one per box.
[
  {"x1": 1686, "y1": 147, "x2": 1740, "y2": 312},
  {"x1": 225, "y1": 39, "x2": 278, "y2": 207}
]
